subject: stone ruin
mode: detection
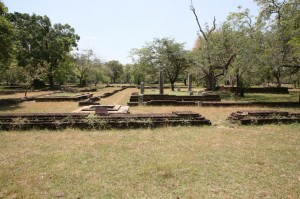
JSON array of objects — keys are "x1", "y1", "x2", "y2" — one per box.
[
  {"x1": 228, "y1": 110, "x2": 300, "y2": 125},
  {"x1": 128, "y1": 92, "x2": 221, "y2": 106},
  {"x1": 130, "y1": 73, "x2": 221, "y2": 106},
  {"x1": 0, "y1": 111, "x2": 211, "y2": 130},
  {"x1": 74, "y1": 105, "x2": 130, "y2": 114}
]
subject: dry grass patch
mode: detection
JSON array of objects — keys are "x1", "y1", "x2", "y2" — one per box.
[
  {"x1": 0, "y1": 125, "x2": 299, "y2": 198},
  {"x1": 0, "y1": 91, "x2": 54, "y2": 99},
  {"x1": 100, "y1": 88, "x2": 139, "y2": 106},
  {"x1": 84, "y1": 87, "x2": 123, "y2": 97},
  {"x1": 0, "y1": 101, "x2": 79, "y2": 113}
]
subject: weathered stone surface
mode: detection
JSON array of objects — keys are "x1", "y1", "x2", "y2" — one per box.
[
  {"x1": 188, "y1": 74, "x2": 192, "y2": 92},
  {"x1": 228, "y1": 110, "x2": 300, "y2": 125},
  {"x1": 218, "y1": 86, "x2": 289, "y2": 94},
  {"x1": 140, "y1": 82, "x2": 145, "y2": 94},
  {"x1": 95, "y1": 106, "x2": 108, "y2": 116},
  {"x1": 159, "y1": 70, "x2": 164, "y2": 95},
  {"x1": 0, "y1": 111, "x2": 211, "y2": 130},
  {"x1": 127, "y1": 93, "x2": 221, "y2": 106}
]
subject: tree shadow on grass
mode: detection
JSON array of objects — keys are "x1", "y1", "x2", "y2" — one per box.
[
  {"x1": 219, "y1": 92, "x2": 298, "y2": 102},
  {"x1": 0, "y1": 104, "x2": 23, "y2": 112}
]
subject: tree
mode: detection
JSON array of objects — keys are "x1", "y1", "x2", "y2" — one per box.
[
  {"x1": 131, "y1": 63, "x2": 147, "y2": 84},
  {"x1": 6, "y1": 12, "x2": 80, "y2": 88},
  {"x1": 0, "y1": 1, "x2": 14, "y2": 68},
  {"x1": 130, "y1": 46, "x2": 158, "y2": 84},
  {"x1": 121, "y1": 64, "x2": 133, "y2": 84},
  {"x1": 47, "y1": 23, "x2": 80, "y2": 87},
  {"x1": 224, "y1": 7, "x2": 262, "y2": 96},
  {"x1": 0, "y1": 62, "x2": 24, "y2": 86},
  {"x1": 53, "y1": 53, "x2": 75, "y2": 85},
  {"x1": 254, "y1": 0, "x2": 300, "y2": 87},
  {"x1": 89, "y1": 64, "x2": 106, "y2": 86},
  {"x1": 74, "y1": 49, "x2": 97, "y2": 87},
  {"x1": 190, "y1": 1, "x2": 236, "y2": 90},
  {"x1": 132, "y1": 38, "x2": 190, "y2": 91},
  {"x1": 104, "y1": 60, "x2": 124, "y2": 84}
]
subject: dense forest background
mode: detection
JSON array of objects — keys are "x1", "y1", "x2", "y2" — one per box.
[{"x1": 0, "y1": 0, "x2": 299, "y2": 93}]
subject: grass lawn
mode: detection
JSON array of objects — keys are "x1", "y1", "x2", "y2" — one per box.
[
  {"x1": 0, "y1": 87, "x2": 300, "y2": 198},
  {"x1": 144, "y1": 88, "x2": 205, "y2": 96},
  {"x1": 0, "y1": 125, "x2": 299, "y2": 198},
  {"x1": 0, "y1": 91, "x2": 53, "y2": 99},
  {"x1": 44, "y1": 92, "x2": 83, "y2": 97},
  {"x1": 84, "y1": 87, "x2": 121, "y2": 97},
  {"x1": 220, "y1": 92, "x2": 299, "y2": 102},
  {"x1": 143, "y1": 88, "x2": 299, "y2": 102}
]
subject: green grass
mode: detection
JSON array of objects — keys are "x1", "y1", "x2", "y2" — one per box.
[{"x1": 0, "y1": 125, "x2": 299, "y2": 198}]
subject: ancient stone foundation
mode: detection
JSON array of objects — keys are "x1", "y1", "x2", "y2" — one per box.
[
  {"x1": 228, "y1": 110, "x2": 300, "y2": 125},
  {"x1": 128, "y1": 93, "x2": 221, "y2": 106},
  {"x1": 0, "y1": 111, "x2": 211, "y2": 130}
]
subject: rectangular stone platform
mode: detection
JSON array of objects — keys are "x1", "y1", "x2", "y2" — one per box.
[
  {"x1": 0, "y1": 111, "x2": 211, "y2": 130},
  {"x1": 228, "y1": 110, "x2": 300, "y2": 125},
  {"x1": 32, "y1": 93, "x2": 93, "y2": 102},
  {"x1": 128, "y1": 93, "x2": 221, "y2": 106}
]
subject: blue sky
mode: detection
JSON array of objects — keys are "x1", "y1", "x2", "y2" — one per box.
[{"x1": 4, "y1": 0, "x2": 259, "y2": 64}]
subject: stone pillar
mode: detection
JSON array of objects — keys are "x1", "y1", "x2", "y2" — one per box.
[
  {"x1": 159, "y1": 70, "x2": 164, "y2": 95},
  {"x1": 138, "y1": 95, "x2": 143, "y2": 106},
  {"x1": 140, "y1": 82, "x2": 144, "y2": 94},
  {"x1": 188, "y1": 74, "x2": 192, "y2": 92}
]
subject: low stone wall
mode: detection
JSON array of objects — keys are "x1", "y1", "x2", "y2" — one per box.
[
  {"x1": 32, "y1": 93, "x2": 93, "y2": 102},
  {"x1": 201, "y1": 101, "x2": 300, "y2": 107},
  {"x1": 100, "y1": 87, "x2": 127, "y2": 98},
  {"x1": 128, "y1": 93, "x2": 221, "y2": 106},
  {"x1": 218, "y1": 86, "x2": 289, "y2": 94},
  {"x1": 0, "y1": 111, "x2": 211, "y2": 130},
  {"x1": 228, "y1": 110, "x2": 300, "y2": 125}
]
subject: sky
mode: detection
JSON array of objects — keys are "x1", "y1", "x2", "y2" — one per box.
[{"x1": 4, "y1": 0, "x2": 259, "y2": 64}]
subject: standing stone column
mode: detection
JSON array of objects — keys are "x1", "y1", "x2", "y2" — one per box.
[
  {"x1": 138, "y1": 95, "x2": 144, "y2": 106},
  {"x1": 140, "y1": 82, "x2": 144, "y2": 94},
  {"x1": 159, "y1": 70, "x2": 164, "y2": 95},
  {"x1": 188, "y1": 74, "x2": 192, "y2": 92}
]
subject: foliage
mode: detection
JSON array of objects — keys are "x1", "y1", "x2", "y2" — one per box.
[
  {"x1": 132, "y1": 37, "x2": 190, "y2": 90},
  {"x1": 0, "y1": 62, "x2": 24, "y2": 86},
  {"x1": 104, "y1": 60, "x2": 124, "y2": 84},
  {"x1": 190, "y1": 2, "x2": 236, "y2": 91},
  {"x1": 254, "y1": 0, "x2": 300, "y2": 87},
  {"x1": 6, "y1": 12, "x2": 80, "y2": 88},
  {"x1": 0, "y1": 1, "x2": 15, "y2": 68},
  {"x1": 121, "y1": 64, "x2": 133, "y2": 84},
  {"x1": 73, "y1": 49, "x2": 104, "y2": 87},
  {"x1": 223, "y1": 7, "x2": 262, "y2": 96}
]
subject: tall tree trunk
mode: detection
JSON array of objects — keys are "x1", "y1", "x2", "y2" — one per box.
[
  {"x1": 275, "y1": 76, "x2": 281, "y2": 87},
  {"x1": 48, "y1": 74, "x2": 54, "y2": 89},
  {"x1": 235, "y1": 73, "x2": 245, "y2": 97},
  {"x1": 207, "y1": 72, "x2": 216, "y2": 91},
  {"x1": 273, "y1": 69, "x2": 281, "y2": 87},
  {"x1": 171, "y1": 82, "x2": 175, "y2": 91},
  {"x1": 24, "y1": 83, "x2": 32, "y2": 98},
  {"x1": 183, "y1": 78, "x2": 187, "y2": 86}
]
